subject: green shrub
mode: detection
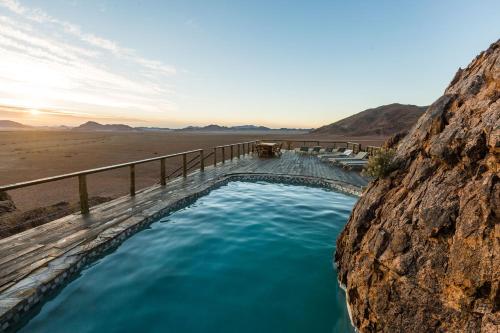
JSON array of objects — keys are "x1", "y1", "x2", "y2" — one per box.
[{"x1": 362, "y1": 148, "x2": 396, "y2": 178}]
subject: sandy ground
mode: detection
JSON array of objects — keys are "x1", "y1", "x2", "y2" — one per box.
[{"x1": 0, "y1": 130, "x2": 386, "y2": 212}]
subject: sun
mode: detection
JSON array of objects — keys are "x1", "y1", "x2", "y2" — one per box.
[{"x1": 29, "y1": 109, "x2": 41, "y2": 116}]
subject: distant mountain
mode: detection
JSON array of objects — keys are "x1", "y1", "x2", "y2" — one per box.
[
  {"x1": 177, "y1": 124, "x2": 228, "y2": 131},
  {"x1": 311, "y1": 103, "x2": 428, "y2": 136},
  {"x1": 0, "y1": 118, "x2": 310, "y2": 133},
  {"x1": 135, "y1": 126, "x2": 172, "y2": 132},
  {"x1": 232, "y1": 125, "x2": 271, "y2": 131},
  {"x1": 176, "y1": 124, "x2": 310, "y2": 133},
  {"x1": 0, "y1": 120, "x2": 31, "y2": 128},
  {"x1": 72, "y1": 121, "x2": 136, "y2": 132}
]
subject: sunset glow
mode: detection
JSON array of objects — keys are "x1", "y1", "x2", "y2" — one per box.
[{"x1": 0, "y1": 0, "x2": 499, "y2": 128}]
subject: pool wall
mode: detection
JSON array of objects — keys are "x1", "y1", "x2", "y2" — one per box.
[{"x1": 0, "y1": 173, "x2": 362, "y2": 332}]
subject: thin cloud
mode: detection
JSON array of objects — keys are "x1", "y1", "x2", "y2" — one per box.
[
  {"x1": 0, "y1": 104, "x2": 147, "y2": 123},
  {"x1": 0, "y1": 0, "x2": 175, "y2": 76},
  {"x1": 0, "y1": 0, "x2": 179, "y2": 125}
]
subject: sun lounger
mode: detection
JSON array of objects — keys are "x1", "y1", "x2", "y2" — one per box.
[
  {"x1": 317, "y1": 147, "x2": 335, "y2": 154},
  {"x1": 295, "y1": 146, "x2": 310, "y2": 155},
  {"x1": 318, "y1": 149, "x2": 353, "y2": 161},
  {"x1": 317, "y1": 148, "x2": 338, "y2": 159},
  {"x1": 310, "y1": 146, "x2": 322, "y2": 155},
  {"x1": 338, "y1": 159, "x2": 368, "y2": 170},
  {"x1": 328, "y1": 151, "x2": 367, "y2": 164}
]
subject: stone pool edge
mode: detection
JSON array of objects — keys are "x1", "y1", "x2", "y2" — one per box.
[{"x1": 0, "y1": 173, "x2": 362, "y2": 332}]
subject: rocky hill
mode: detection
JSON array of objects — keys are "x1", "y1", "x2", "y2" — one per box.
[
  {"x1": 335, "y1": 40, "x2": 499, "y2": 332},
  {"x1": 312, "y1": 103, "x2": 428, "y2": 136},
  {"x1": 0, "y1": 120, "x2": 31, "y2": 128},
  {"x1": 72, "y1": 121, "x2": 135, "y2": 132}
]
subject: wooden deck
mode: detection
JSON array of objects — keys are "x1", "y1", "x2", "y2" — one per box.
[{"x1": 0, "y1": 151, "x2": 368, "y2": 330}]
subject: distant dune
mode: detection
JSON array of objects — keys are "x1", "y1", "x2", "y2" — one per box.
[
  {"x1": 312, "y1": 103, "x2": 428, "y2": 136},
  {"x1": 0, "y1": 120, "x2": 31, "y2": 129}
]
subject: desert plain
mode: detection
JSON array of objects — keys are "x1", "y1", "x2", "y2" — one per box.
[{"x1": 0, "y1": 130, "x2": 385, "y2": 236}]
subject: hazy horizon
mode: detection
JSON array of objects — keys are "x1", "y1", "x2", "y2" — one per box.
[{"x1": 0, "y1": 0, "x2": 499, "y2": 128}]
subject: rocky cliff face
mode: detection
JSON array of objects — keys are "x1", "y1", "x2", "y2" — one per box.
[{"x1": 335, "y1": 40, "x2": 499, "y2": 332}]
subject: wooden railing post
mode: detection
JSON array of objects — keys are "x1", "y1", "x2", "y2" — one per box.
[
  {"x1": 287, "y1": 141, "x2": 291, "y2": 150},
  {"x1": 213, "y1": 147, "x2": 217, "y2": 167},
  {"x1": 160, "y1": 159, "x2": 166, "y2": 186},
  {"x1": 78, "y1": 174, "x2": 89, "y2": 215},
  {"x1": 222, "y1": 146, "x2": 225, "y2": 163},
  {"x1": 182, "y1": 153, "x2": 187, "y2": 178},
  {"x1": 130, "y1": 164, "x2": 136, "y2": 196},
  {"x1": 200, "y1": 150, "x2": 204, "y2": 172},
  {"x1": 237, "y1": 144, "x2": 240, "y2": 158},
  {"x1": 230, "y1": 145, "x2": 234, "y2": 161}
]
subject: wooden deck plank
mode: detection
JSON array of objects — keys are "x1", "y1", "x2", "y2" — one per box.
[{"x1": 0, "y1": 151, "x2": 369, "y2": 293}]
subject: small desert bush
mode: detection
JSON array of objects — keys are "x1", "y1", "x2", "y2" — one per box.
[{"x1": 362, "y1": 148, "x2": 396, "y2": 178}]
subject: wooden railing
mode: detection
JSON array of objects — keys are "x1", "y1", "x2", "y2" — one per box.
[
  {"x1": 265, "y1": 140, "x2": 363, "y2": 153},
  {"x1": 213, "y1": 141, "x2": 256, "y2": 166},
  {"x1": 0, "y1": 141, "x2": 258, "y2": 215},
  {"x1": 0, "y1": 139, "x2": 378, "y2": 217}
]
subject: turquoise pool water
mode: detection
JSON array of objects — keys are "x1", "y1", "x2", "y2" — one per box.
[{"x1": 19, "y1": 181, "x2": 356, "y2": 333}]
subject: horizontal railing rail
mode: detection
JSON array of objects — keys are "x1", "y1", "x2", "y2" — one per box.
[
  {"x1": 0, "y1": 141, "x2": 258, "y2": 215},
  {"x1": 0, "y1": 149, "x2": 203, "y2": 192},
  {"x1": 166, "y1": 153, "x2": 201, "y2": 179},
  {"x1": 0, "y1": 138, "x2": 377, "y2": 218}
]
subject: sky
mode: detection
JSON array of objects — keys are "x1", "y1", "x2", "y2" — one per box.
[{"x1": 0, "y1": 0, "x2": 499, "y2": 128}]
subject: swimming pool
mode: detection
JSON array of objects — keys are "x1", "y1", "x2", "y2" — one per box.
[{"x1": 18, "y1": 181, "x2": 356, "y2": 333}]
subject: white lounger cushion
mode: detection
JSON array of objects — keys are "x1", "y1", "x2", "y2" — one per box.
[{"x1": 329, "y1": 151, "x2": 367, "y2": 162}]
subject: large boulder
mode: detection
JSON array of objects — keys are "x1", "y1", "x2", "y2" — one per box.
[{"x1": 335, "y1": 40, "x2": 499, "y2": 332}]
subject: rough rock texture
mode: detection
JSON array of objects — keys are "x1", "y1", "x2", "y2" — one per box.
[
  {"x1": 0, "y1": 191, "x2": 15, "y2": 215},
  {"x1": 335, "y1": 40, "x2": 499, "y2": 332}
]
